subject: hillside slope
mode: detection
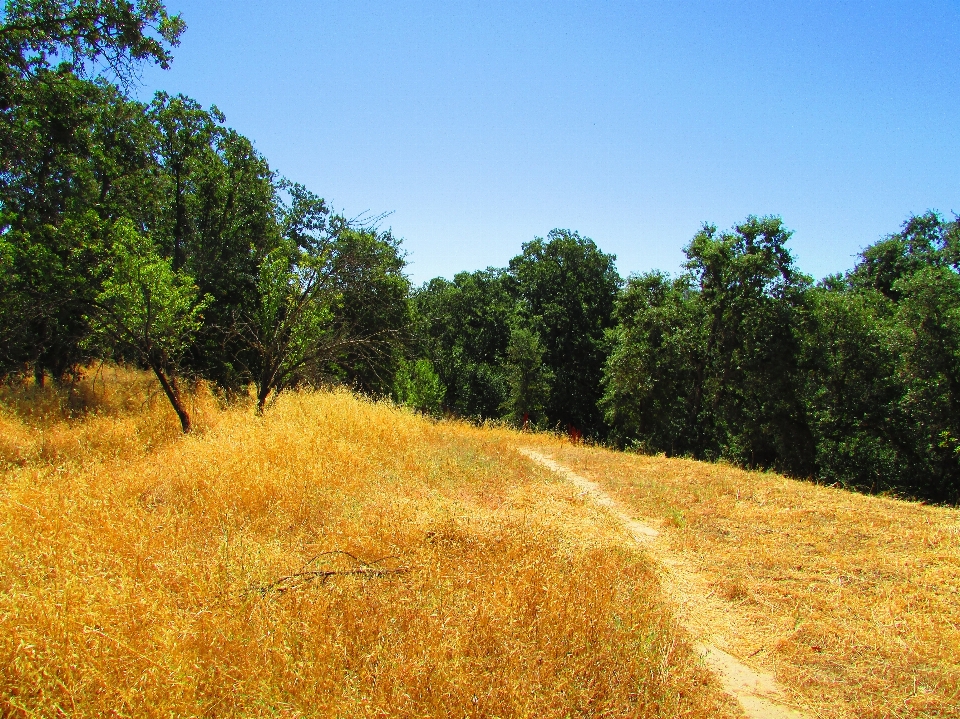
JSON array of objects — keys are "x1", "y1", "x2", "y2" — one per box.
[
  {"x1": 2, "y1": 371, "x2": 957, "y2": 718},
  {"x1": 526, "y1": 443, "x2": 960, "y2": 718},
  {"x1": 0, "y1": 374, "x2": 736, "y2": 718}
]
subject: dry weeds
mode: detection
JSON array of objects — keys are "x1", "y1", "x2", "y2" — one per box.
[
  {"x1": 0, "y1": 365, "x2": 220, "y2": 468},
  {"x1": 530, "y1": 442, "x2": 960, "y2": 719},
  {"x1": 0, "y1": 369, "x2": 735, "y2": 718}
]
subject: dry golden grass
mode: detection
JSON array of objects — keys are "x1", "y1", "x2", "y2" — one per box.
[
  {"x1": 0, "y1": 365, "x2": 220, "y2": 468},
  {"x1": 532, "y1": 443, "x2": 960, "y2": 719},
  {"x1": 0, "y1": 369, "x2": 735, "y2": 718}
]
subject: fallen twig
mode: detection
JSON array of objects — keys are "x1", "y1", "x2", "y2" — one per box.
[{"x1": 249, "y1": 550, "x2": 408, "y2": 596}]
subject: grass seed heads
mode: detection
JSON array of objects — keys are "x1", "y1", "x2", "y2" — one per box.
[{"x1": 0, "y1": 368, "x2": 734, "y2": 718}]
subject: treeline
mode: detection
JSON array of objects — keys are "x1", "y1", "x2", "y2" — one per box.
[
  {"x1": 603, "y1": 215, "x2": 960, "y2": 504},
  {"x1": 2, "y1": 2, "x2": 957, "y2": 502},
  {"x1": 405, "y1": 215, "x2": 960, "y2": 503},
  {"x1": 403, "y1": 229, "x2": 619, "y2": 438}
]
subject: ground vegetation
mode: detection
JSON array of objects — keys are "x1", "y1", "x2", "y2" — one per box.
[{"x1": 0, "y1": 368, "x2": 737, "y2": 718}]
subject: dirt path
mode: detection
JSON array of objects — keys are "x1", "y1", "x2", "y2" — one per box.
[{"x1": 519, "y1": 448, "x2": 809, "y2": 719}]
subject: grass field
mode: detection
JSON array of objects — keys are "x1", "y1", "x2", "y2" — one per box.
[
  {"x1": 3, "y1": 368, "x2": 958, "y2": 718},
  {"x1": 0, "y1": 368, "x2": 736, "y2": 718},
  {"x1": 534, "y1": 444, "x2": 960, "y2": 719}
]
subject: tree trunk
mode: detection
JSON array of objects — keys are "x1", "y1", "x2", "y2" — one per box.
[
  {"x1": 151, "y1": 364, "x2": 192, "y2": 433},
  {"x1": 256, "y1": 363, "x2": 279, "y2": 416},
  {"x1": 256, "y1": 384, "x2": 269, "y2": 416}
]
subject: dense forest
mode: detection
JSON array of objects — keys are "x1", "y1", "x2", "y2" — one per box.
[{"x1": 2, "y1": 1, "x2": 958, "y2": 502}]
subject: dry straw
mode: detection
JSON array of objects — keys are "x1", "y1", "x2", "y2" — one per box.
[
  {"x1": 1, "y1": 368, "x2": 735, "y2": 718},
  {"x1": 535, "y1": 443, "x2": 960, "y2": 719}
]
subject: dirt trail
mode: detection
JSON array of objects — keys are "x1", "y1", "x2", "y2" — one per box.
[{"x1": 519, "y1": 448, "x2": 809, "y2": 719}]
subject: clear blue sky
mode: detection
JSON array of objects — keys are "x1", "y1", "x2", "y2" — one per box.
[{"x1": 138, "y1": 0, "x2": 960, "y2": 285}]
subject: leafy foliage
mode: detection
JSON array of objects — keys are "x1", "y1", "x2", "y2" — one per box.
[
  {"x1": 87, "y1": 219, "x2": 207, "y2": 430},
  {"x1": 508, "y1": 229, "x2": 620, "y2": 436},
  {"x1": 601, "y1": 271, "x2": 704, "y2": 453},
  {"x1": 241, "y1": 243, "x2": 338, "y2": 414},
  {"x1": 393, "y1": 357, "x2": 443, "y2": 416},
  {"x1": 324, "y1": 221, "x2": 411, "y2": 395},
  {"x1": 0, "y1": 0, "x2": 185, "y2": 81},
  {"x1": 2, "y1": 0, "x2": 958, "y2": 502},
  {"x1": 800, "y1": 287, "x2": 904, "y2": 491},
  {"x1": 501, "y1": 326, "x2": 552, "y2": 427},
  {"x1": 226, "y1": 194, "x2": 411, "y2": 413},
  {"x1": 411, "y1": 269, "x2": 514, "y2": 419},
  {"x1": 602, "y1": 213, "x2": 960, "y2": 502},
  {"x1": 0, "y1": 69, "x2": 158, "y2": 379},
  {"x1": 0, "y1": 1, "x2": 412, "y2": 427}
]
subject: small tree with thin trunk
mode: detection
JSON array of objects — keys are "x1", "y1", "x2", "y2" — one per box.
[
  {"x1": 242, "y1": 243, "x2": 338, "y2": 415},
  {"x1": 237, "y1": 239, "x2": 395, "y2": 415},
  {"x1": 393, "y1": 357, "x2": 443, "y2": 416},
  {"x1": 87, "y1": 219, "x2": 208, "y2": 432}
]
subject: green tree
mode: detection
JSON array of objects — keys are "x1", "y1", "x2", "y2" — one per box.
[
  {"x1": 848, "y1": 211, "x2": 958, "y2": 300},
  {"x1": 0, "y1": 0, "x2": 184, "y2": 81},
  {"x1": 0, "y1": 70, "x2": 159, "y2": 380},
  {"x1": 601, "y1": 212, "x2": 960, "y2": 501},
  {"x1": 684, "y1": 216, "x2": 814, "y2": 471},
  {"x1": 602, "y1": 217, "x2": 813, "y2": 473},
  {"x1": 800, "y1": 285, "x2": 905, "y2": 492},
  {"x1": 235, "y1": 211, "x2": 410, "y2": 414},
  {"x1": 601, "y1": 271, "x2": 705, "y2": 453},
  {"x1": 501, "y1": 326, "x2": 553, "y2": 427},
  {"x1": 393, "y1": 357, "x2": 442, "y2": 416},
  {"x1": 147, "y1": 93, "x2": 281, "y2": 392},
  {"x1": 800, "y1": 214, "x2": 960, "y2": 501},
  {"x1": 87, "y1": 219, "x2": 207, "y2": 432},
  {"x1": 0, "y1": 0, "x2": 181, "y2": 380},
  {"x1": 325, "y1": 220, "x2": 411, "y2": 395},
  {"x1": 148, "y1": 92, "x2": 223, "y2": 272},
  {"x1": 508, "y1": 229, "x2": 620, "y2": 436},
  {"x1": 410, "y1": 268, "x2": 515, "y2": 419},
  {"x1": 890, "y1": 266, "x2": 960, "y2": 501},
  {"x1": 239, "y1": 243, "x2": 339, "y2": 415}
]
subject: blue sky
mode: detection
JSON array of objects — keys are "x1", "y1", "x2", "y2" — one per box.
[{"x1": 138, "y1": 0, "x2": 960, "y2": 285}]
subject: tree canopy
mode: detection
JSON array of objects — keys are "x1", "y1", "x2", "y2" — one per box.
[
  {"x1": 0, "y1": 0, "x2": 185, "y2": 80},
  {"x1": 601, "y1": 213, "x2": 960, "y2": 502},
  {"x1": 1, "y1": 1, "x2": 957, "y2": 502},
  {"x1": 0, "y1": 1, "x2": 412, "y2": 431}
]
